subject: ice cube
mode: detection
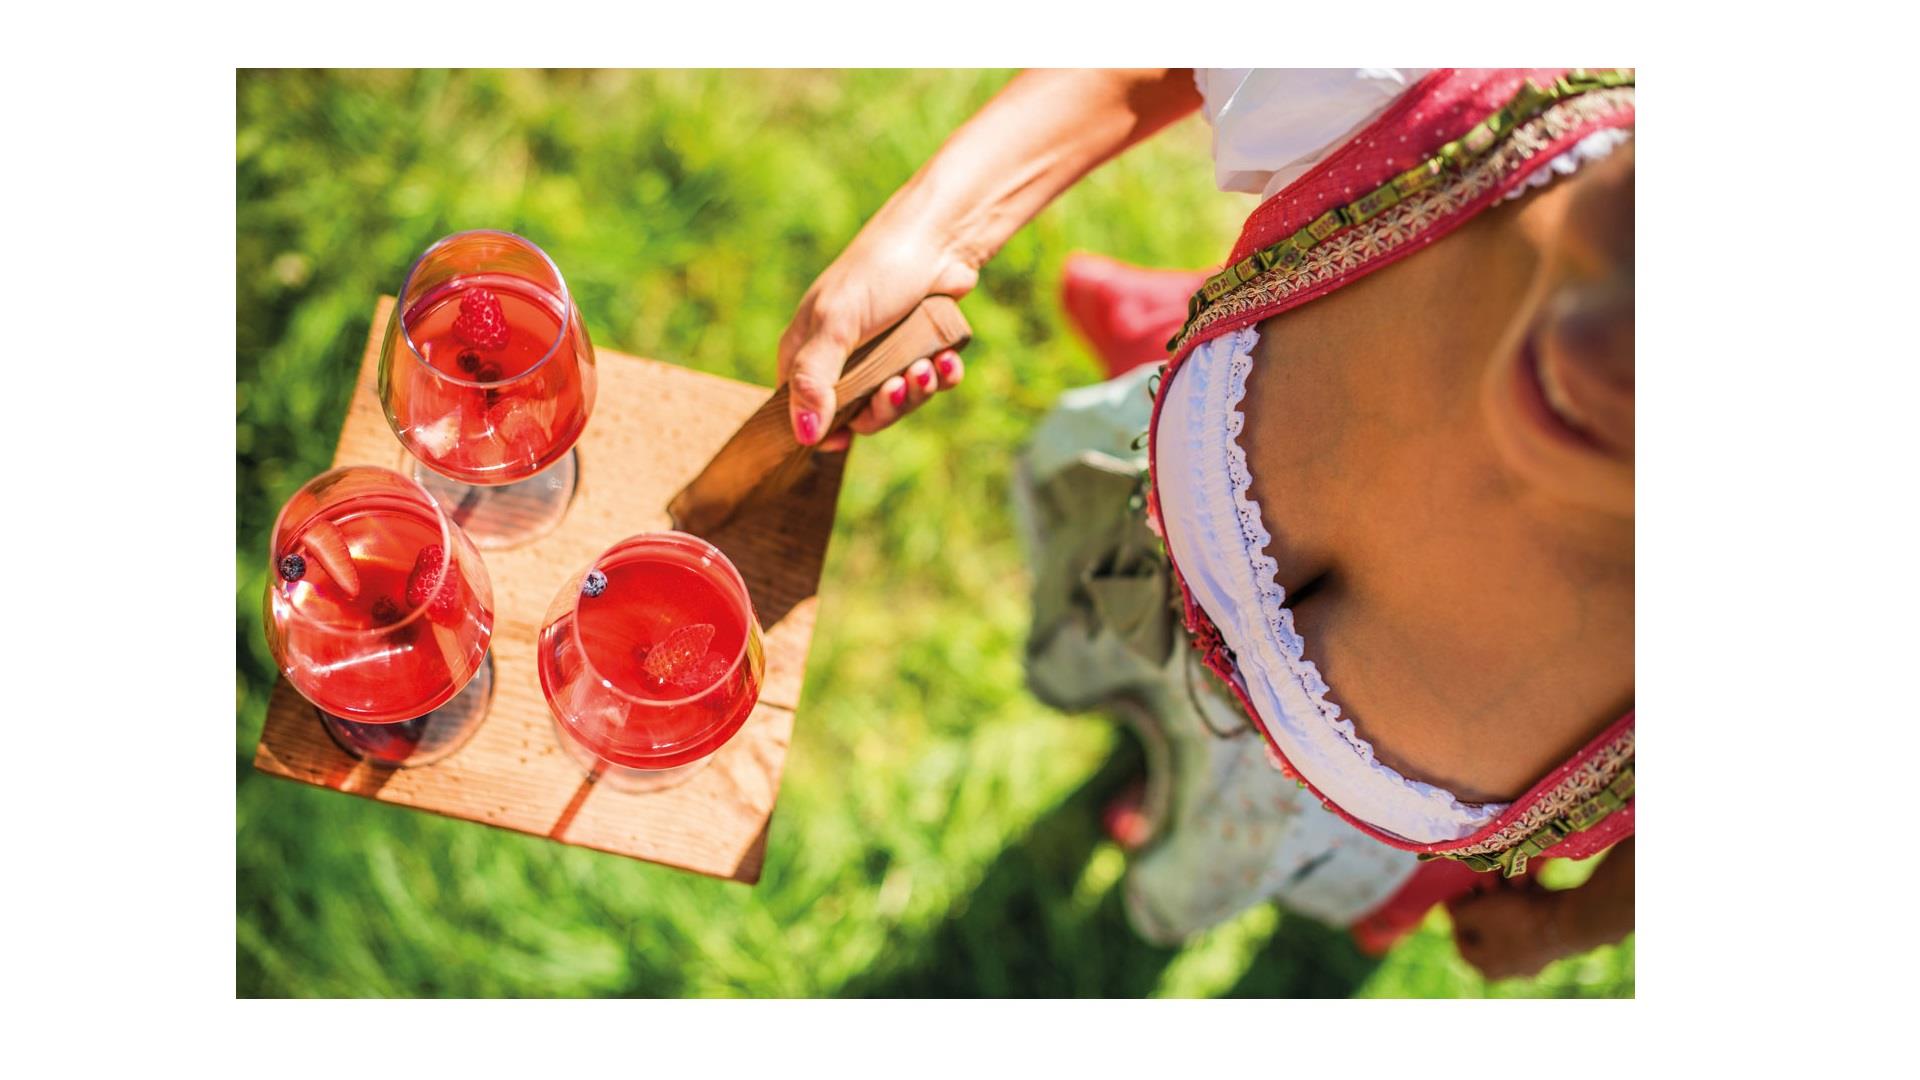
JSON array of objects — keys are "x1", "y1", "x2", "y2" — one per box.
[{"x1": 413, "y1": 413, "x2": 460, "y2": 458}]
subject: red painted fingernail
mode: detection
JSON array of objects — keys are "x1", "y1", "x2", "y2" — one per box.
[
  {"x1": 796, "y1": 410, "x2": 820, "y2": 444},
  {"x1": 917, "y1": 368, "x2": 935, "y2": 389},
  {"x1": 936, "y1": 354, "x2": 956, "y2": 378},
  {"x1": 889, "y1": 383, "x2": 908, "y2": 408}
]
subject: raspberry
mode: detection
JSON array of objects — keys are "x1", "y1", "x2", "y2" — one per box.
[
  {"x1": 370, "y1": 596, "x2": 405, "y2": 626},
  {"x1": 452, "y1": 286, "x2": 510, "y2": 351},
  {"x1": 404, "y1": 544, "x2": 462, "y2": 624}
]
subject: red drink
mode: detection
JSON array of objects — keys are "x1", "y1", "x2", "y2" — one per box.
[
  {"x1": 383, "y1": 271, "x2": 594, "y2": 487},
  {"x1": 378, "y1": 230, "x2": 597, "y2": 556},
  {"x1": 537, "y1": 533, "x2": 764, "y2": 772},
  {"x1": 265, "y1": 467, "x2": 495, "y2": 762}
]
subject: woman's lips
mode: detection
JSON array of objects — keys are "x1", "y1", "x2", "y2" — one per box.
[
  {"x1": 1537, "y1": 346, "x2": 1589, "y2": 433},
  {"x1": 1516, "y1": 331, "x2": 1633, "y2": 458},
  {"x1": 1516, "y1": 335, "x2": 1605, "y2": 451}
]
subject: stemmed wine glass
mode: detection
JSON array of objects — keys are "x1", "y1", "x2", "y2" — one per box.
[
  {"x1": 264, "y1": 465, "x2": 495, "y2": 766},
  {"x1": 378, "y1": 230, "x2": 596, "y2": 549},
  {"x1": 536, "y1": 532, "x2": 765, "y2": 790}
]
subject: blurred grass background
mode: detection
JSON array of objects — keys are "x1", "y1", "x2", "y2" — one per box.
[{"x1": 237, "y1": 69, "x2": 1632, "y2": 998}]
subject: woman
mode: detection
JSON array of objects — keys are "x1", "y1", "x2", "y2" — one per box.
[{"x1": 779, "y1": 69, "x2": 1635, "y2": 978}]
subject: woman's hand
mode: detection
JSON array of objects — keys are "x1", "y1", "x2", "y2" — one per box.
[
  {"x1": 776, "y1": 226, "x2": 974, "y2": 451},
  {"x1": 774, "y1": 70, "x2": 1204, "y2": 449},
  {"x1": 1448, "y1": 838, "x2": 1634, "y2": 980},
  {"x1": 1447, "y1": 883, "x2": 1573, "y2": 980}
]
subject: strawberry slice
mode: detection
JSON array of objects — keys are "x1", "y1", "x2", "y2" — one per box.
[
  {"x1": 405, "y1": 544, "x2": 462, "y2": 624},
  {"x1": 452, "y1": 286, "x2": 510, "y2": 351},
  {"x1": 429, "y1": 621, "x2": 475, "y2": 684},
  {"x1": 643, "y1": 623, "x2": 715, "y2": 685},
  {"x1": 303, "y1": 519, "x2": 360, "y2": 598}
]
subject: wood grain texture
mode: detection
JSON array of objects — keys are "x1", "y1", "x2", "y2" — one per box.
[
  {"x1": 252, "y1": 297, "x2": 844, "y2": 883},
  {"x1": 669, "y1": 296, "x2": 969, "y2": 534}
]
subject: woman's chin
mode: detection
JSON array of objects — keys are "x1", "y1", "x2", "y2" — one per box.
[{"x1": 1481, "y1": 337, "x2": 1633, "y2": 519}]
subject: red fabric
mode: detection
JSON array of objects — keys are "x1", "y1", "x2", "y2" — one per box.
[
  {"x1": 1349, "y1": 857, "x2": 1497, "y2": 955},
  {"x1": 1060, "y1": 252, "x2": 1210, "y2": 378},
  {"x1": 1348, "y1": 840, "x2": 1626, "y2": 953},
  {"x1": 1230, "y1": 70, "x2": 1587, "y2": 266},
  {"x1": 1142, "y1": 68, "x2": 1636, "y2": 861},
  {"x1": 1166, "y1": 69, "x2": 1636, "y2": 368}
]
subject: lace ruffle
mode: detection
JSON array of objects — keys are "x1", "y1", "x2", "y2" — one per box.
[
  {"x1": 1209, "y1": 328, "x2": 1506, "y2": 830},
  {"x1": 1497, "y1": 127, "x2": 1631, "y2": 205}
]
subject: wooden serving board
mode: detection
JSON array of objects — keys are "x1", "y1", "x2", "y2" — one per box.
[{"x1": 252, "y1": 297, "x2": 844, "y2": 883}]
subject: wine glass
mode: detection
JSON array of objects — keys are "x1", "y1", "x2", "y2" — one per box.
[
  {"x1": 264, "y1": 465, "x2": 495, "y2": 767},
  {"x1": 378, "y1": 229, "x2": 596, "y2": 549},
  {"x1": 536, "y1": 532, "x2": 765, "y2": 791}
]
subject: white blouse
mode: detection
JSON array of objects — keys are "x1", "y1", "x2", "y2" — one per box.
[
  {"x1": 1192, "y1": 68, "x2": 1431, "y2": 199},
  {"x1": 1155, "y1": 327, "x2": 1507, "y2": 844}
]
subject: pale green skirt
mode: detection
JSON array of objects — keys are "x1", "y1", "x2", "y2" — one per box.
[{"x1": 1013, "y1": 366, "x2": 1416, "y2": 943}]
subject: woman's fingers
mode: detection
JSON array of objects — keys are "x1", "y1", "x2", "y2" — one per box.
[
  {"x1": 904, "y1": 357, "x2": 938, "y2": 407},
  {"x1": 847, "y1": 373, "x2": 914, "y2": 436},
  {"x1": 931, "y1": 348, "x2": 964, "y2": 390},
  {"x1": 846, "y1": 347, "x2": 966, "y2": 437},
  {"x1": 818, "y1": 347, "x2": 969, "y2": 442}
]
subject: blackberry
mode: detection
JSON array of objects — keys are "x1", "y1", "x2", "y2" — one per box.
[
  {"x1": 278, "y1": 553, "x2": 307, "y2": 582},
  {"x1": 457, "y1": 350, "x2": 482, "y2": 374},
  {"x1": 582, "y1": 569, "x2": 608, "y2": 598}
]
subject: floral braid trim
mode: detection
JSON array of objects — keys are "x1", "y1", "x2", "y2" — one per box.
[
  {"x1": 1423, "y1": 726, "x2": 1635, "y2": 877},
  {"x1": 1167, "y1": 77, "x2": 1634, "y2": 355},
  {"x1": 1453, "y1": 726, "x2": 1633, "y2": 858}
]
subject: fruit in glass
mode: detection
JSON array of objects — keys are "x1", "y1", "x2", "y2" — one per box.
[
  {"x1": 377, "y1": 229, "x2": 595, "y2": 546},
  {"x1": 537, "y1": 533, "x2": 763, "y2": 779},
  {"x1": 264, "y1": 465, "x2": 495, "y2": 764}
]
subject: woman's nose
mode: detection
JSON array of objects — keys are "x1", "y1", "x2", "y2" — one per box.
[
  {"x1": 1539, "y1": 143, "x2": 1634, "y2": 451},
  {"x1": 1561, "y1": 140, "x2": 1634, "y2": 278}
]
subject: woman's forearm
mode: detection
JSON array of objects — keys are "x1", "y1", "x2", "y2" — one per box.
[
  {"x1": 774, "y1": 69, "x2": 1202, "y2": 446},
  {"x1": 885, "y1": 69, "x2": 1203, "y2": 272}
]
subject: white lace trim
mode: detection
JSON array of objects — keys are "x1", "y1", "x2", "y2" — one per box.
[
  {"x1": 1210, "y1": 329, "x2": 1503, "y2": 829},
  {"x1": 1498, "y1": 127, "x2": 1631, "y2": 205}
]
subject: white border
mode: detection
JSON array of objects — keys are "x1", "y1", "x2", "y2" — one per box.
[{"x1": 7, "y1": 0, "x2": 1912, "y2": 1071}]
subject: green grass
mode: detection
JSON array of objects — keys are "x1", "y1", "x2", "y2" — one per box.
[{"x1": 236, "y1": 69, "x2": 1632, "y2": 998}]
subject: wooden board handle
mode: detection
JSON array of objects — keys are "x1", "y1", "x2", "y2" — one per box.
[{"x1": 669, "y1": 297, "x2": 972, "y2": 534}]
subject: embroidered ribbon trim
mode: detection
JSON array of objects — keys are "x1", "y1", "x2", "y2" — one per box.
[
  {"x1": 1165, "y1": 68, "x2": 1636, "y2": 352},
  {"x1": 1420, "y1": 764, "x2": 1635, "y2": 877}
]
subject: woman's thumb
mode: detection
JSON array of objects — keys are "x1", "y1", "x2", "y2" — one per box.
[{"x1": 786, "y1": 335, "x2": 845, "y2": 446}]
